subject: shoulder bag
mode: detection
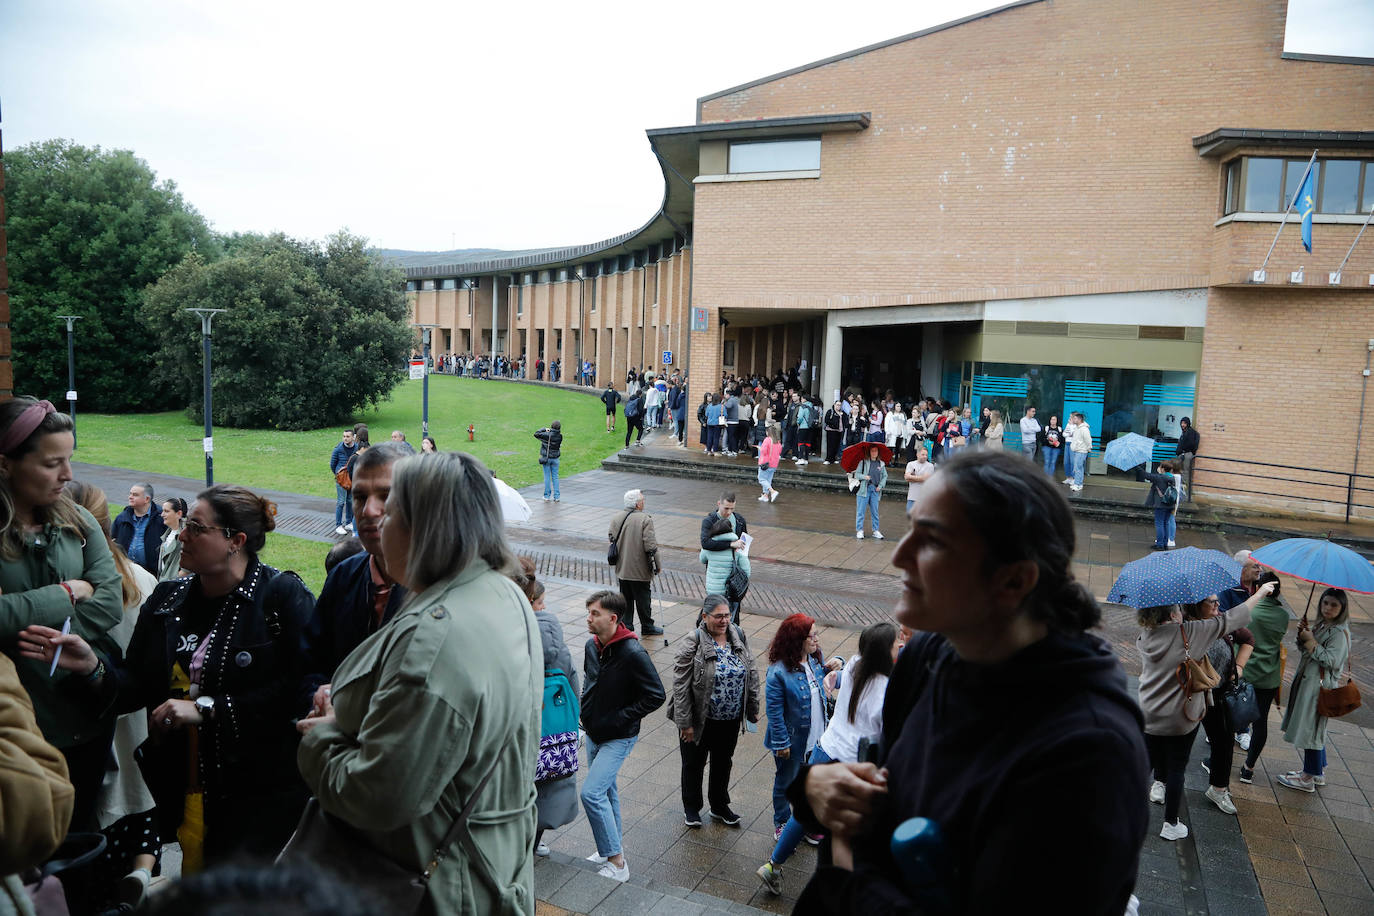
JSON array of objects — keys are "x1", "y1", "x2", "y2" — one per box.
[
  {"x1": 335, "y1": 466, "x2": 352, "y2": 490},
  {"x1": 1317, "y1": 629, "x2": 1362, "y2": 718},
  {"x1": 1175, "y1": 622, "x2": 1219, "y2": 721},
  {"x1": 1218, "y1": 639, "x2": 1260, "y2": 730},
  {"x1": 725, "y1": 549, "x2": 750, "y2": 604},
  {"x1": 607, "y1": 512, "x2": 632, "y2": 565}
]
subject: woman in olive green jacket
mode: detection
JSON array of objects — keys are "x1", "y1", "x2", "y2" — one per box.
[
  {"x1": 0, "y1": 399, "x2": 122, "y2": 830},
  {"x1": 297, "y1": 452, "x2": 540, "y2": 915},
  {"x1": 1239, "y1": 571, "x2": 1291, "y2": 784}
]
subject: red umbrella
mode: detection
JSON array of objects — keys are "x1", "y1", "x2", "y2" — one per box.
[{"x1": 841, "y1": 441, "x2": 892, "y2": 474}]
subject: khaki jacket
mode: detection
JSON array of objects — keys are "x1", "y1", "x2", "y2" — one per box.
[
  {"x1": 609, "y1": 509, "x2": 659, "y2": 583},
  {"x1": 670, "y1": 624, "x2": 760, "y2": 743},
  {"x1": 0, "y1": 654, "x2": 74, "y2": 876},
  {"x1": 298, "y1": 562, "x2": 541, "y2": 915}
]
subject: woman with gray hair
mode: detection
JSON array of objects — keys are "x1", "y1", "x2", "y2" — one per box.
[{"x1": 294, "y1": 452, "x2": 542, "y2": 913}]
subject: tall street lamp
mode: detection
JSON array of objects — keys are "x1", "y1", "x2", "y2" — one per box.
[
  {"x1": 413, "y1": 324, "x2": 438, "y2": 439},
  {"x1": 54, "y1": 315, "x2": 81, "y2": 448},
  {"x1": 186, "y1": 308, "x2": 227, "y2": 486}
]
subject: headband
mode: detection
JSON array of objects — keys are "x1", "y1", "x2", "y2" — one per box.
[{"x1": 0, "y1": 401, "x2": 56, "y2": 456}]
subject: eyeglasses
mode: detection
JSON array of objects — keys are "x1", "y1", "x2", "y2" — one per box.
[
  {"x1": 706, "y1": 613, "x2": 731, "y2": 621},
  {"x1": 182, "y1": 519, "x2": 237, "y2": 539},
  {"x1": 1202, "y1": 598, "x2": 1220, "y2": 606}
]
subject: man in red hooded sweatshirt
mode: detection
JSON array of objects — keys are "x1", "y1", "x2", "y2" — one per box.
[{"x1": 579, "y1": 591, "x2": 666, "y2": 883}]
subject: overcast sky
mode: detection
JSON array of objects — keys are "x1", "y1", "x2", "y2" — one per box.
[{"x1": 2, "y1": 0, "x2": 1369, "y2": 253}]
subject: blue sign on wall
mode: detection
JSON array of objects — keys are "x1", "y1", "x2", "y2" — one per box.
[{"x1": 662, "y1": 350, "x2": 673, "y2": 365}]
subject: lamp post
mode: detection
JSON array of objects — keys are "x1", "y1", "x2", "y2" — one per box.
[
  {"x1": 186, "y1": 308, "x2": 227, "y2": 486},
  {"x1": 413, "y1": 324, "x2": 438, "y2": 439},
  {"x1": 55, "y1": 316, "x2": 81, "y2": 448}
]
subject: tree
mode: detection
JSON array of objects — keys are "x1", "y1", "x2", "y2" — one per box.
[
  {"x1": 4, "y1": 139, "x2": 216, "y2": 410},
  {"x1": 141, "y1": 231, "x2": 412, "y2": 429}
]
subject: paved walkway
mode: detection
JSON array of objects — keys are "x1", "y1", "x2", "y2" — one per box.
[{"x1": 71, "y1": 459, "x2": 1374, "y2": 914}]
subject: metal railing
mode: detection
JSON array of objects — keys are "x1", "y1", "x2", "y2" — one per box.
[{"x1": 1193, "y1": 455, "x2": 1374, "y2": 523}]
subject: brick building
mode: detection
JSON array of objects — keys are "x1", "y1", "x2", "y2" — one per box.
[{"x1": 406, "y1": 0, "x2": 1374, "y2": 516}]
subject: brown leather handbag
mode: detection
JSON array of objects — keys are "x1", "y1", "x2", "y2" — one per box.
[
  {"x1": 1176, "y1": 622, "x2": 1220, "y2": 721},
  {"x1": 1317, "y1": 630, "x2": 1361, "y2": 719}
]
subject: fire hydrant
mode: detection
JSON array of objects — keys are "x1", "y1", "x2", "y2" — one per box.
[{"x1": 467, "y1": 424, "x2": 475, "y2": 441}]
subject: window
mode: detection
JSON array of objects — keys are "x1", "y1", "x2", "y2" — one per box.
[
  {"x1": 422, "y1": 279, "x2": 436, "y2": 291},
  {"x1": 723, "y1": 340, "x2": 737, "y2": 367},
  {"x1": 440, "y1": 278, "x2": 456, "y2": 290},
  {"x1": 516, "y1": 284, "x2": 523, "y2": 316},
  {"x1": 405, "y1": 281, "x2": 417, "y2": 292},
  {"x1": 1223, "y1": 156, "x2": 1373, "y2": 215},
  {"x1": 728, "y1": 138, "x2": 821, "y2": 174}
]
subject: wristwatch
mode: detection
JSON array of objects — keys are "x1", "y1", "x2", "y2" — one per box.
[{"x1": 194, "y1": 695, "x2": 216, "y2": 720}]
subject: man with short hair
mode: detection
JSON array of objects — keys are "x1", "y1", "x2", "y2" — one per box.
[
  {"x1": 388, "y1": 430, "x2": 417, "y2": 455},
  {"x1": 330, "y1": 429, "x2": 358, "y2": 535},
  {"x1": 112, "y1": 482, "x2": 167, "y2": 577},
  {"x1": 298, "y1": 443, "x2": 410, "y2": 723},
  {"x1": 701, "y1": 493, "x2": 749, "y2": 621},
  {"x1": 580, "y1": 590, "x2": 665, "y2": 883},
  {"x1": 601, "y1": 383, "x2": 622, "y2": 432},
  {"x1": 608, "y1": 490, "x2": 663, "y2": 635},
  {"x1": 1019, "y1": 406, "x2": 1042, "y2": 460},
  {"x1": 1177, "y1": 417, "x2": 1200, "y2": 503}
]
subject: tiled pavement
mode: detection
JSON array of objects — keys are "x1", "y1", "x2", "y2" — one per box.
[{"x1": 72, "y1": 449, "x2": 1374, "y2": 914}]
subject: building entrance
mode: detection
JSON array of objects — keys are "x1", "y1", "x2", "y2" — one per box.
[{"x1": 840, "y1": 324, "x2": 923, "y2": 401}]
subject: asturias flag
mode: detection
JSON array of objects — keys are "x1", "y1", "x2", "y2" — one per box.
[{"x1": 1298, "y1": 166, "x2": 1316, "y2": 253}]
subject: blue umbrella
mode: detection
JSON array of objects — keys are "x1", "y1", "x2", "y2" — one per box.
[
  {"x1": 1107, "y1": 547, "x2": 1242, "y2": 609},
  {"x1": 1103, "y1": 432, "x2": 1156, "y2": 472},
  {"x1": 1251, "y1": 538, "x2": 1374, "y2": 594}
]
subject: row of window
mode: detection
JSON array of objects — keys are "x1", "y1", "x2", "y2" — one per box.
[
  {"x1": 1223, "y1": 156, "x2": 1374, "y2": 216},
  {"x1": 406, "y1": 235, "x2": 689, "y2": 292}
]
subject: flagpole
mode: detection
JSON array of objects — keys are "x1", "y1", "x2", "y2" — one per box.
[
  {"x1": 1259, "y1": 150, "x2": 1318, "y2": 272},
  {"x1": 1333, "y1": 204, "x2": 1374, "y2": 279}
]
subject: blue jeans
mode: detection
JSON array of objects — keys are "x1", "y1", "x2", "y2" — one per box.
[
  {"x1": 1042, "y1": 446, "x2": 1062, "y2": 476},
  {"x1": 1153, "y1": 507, "x2": 1171, "y2": 547},
  {"x1": 581, "y1": 735, "x2": 636, "y2": 858},
  {"x1": 758, "y1": 465, "x2": 776, "y2": 496},
  {"x1": 542, "y1": 459, "x2": 560, "y2": 500},
  {"x1": 1166, "y1": 511, "x2": 1177, "y2": 544},
  {"x1": 856, "y1": 489, "x2": 881, "y2": 535},
  {"x1": 335, "y1": 483, "x2": 353, "y2": 526},
  {"x1": 770, "y1": 746, "x2": 832, "y2": 862},
  {"x1": 1304, "y1": 748, "x2": 1328, "y2": 776},
  {"x1": 1071, "y1": 451, "x2": 1087, "y2": 487},
  {"x1": 771, "y1": 746, "x2": 806, "y2": 827}
]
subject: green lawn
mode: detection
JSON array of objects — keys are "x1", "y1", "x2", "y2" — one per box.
[{"x1": 75, "y1": 376, "x2": 615, "y2": 496}]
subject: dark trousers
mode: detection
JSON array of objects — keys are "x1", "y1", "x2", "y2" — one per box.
[
  {"x1": 618, "y1": 579, "x2": 654, "y2": 631},
  {"x1": 61, "y1": 725, "x2": 116, "y2": 832},
  {"x1": 1244, "y1": 686, "x2": 1280, "y2": 771},
  {"x1": 1201, "y1": 702, "x2": 1234, "y2": 789},
  {"x1": 781, "y1": 427, "x2": 797, "y2": 458},
  {"x1": 625, "y1": 420, "x2": 643, "y2": 447},
  {"x1": 825, "y1": 430, "x2": 842, "y2": 463},
  {"x1": 680, "y1": 717, "x2": 742, "y2": 815},
  {"x1": 1145, "y1": 727, "x2": 1198, "y2": 823}
]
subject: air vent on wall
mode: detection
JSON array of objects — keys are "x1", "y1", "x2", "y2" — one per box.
[
  {"x1": 1138, "y1": 325, "x2": 1186, "y2": 340},
  {"x1": 1015, "y1": 321, "x2": 1069, "y2": 336},
  {"x1": 983, "y1": 320, "x2": 1017, "y2": 334},
  {"x1": 1069, "y1": 323, "x2": 1137, "y2": 339}
]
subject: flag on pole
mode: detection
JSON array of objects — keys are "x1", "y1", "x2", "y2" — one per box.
[{"x1": 1298, "y1": 166, "x2": 1316, "y2": 253}]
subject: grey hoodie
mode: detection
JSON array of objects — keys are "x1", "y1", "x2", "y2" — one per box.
[{"x1": 1137, "y1": 604, "x2": 1252, "y2": 735}]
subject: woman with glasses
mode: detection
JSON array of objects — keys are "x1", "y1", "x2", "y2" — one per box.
[
  {"x1": 673, "y1": 595, "x2": 760, "y2": 830},
  {"x1": 20, "y1": 484, "x2": 315, "y2": 871},
  {"x1": 1184, "y1": 594, "x2": 1254, "y2": 816},
  {"x1": 0, "y1": 397, "x2": 124, "y2": 833}
]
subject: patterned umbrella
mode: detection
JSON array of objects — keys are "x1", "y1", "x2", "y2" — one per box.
[
  {"x1": 1103, "y1": 432, "x2": 1157, "y2": 472},
  {"x1": 1107, "y1": 546, "x2": 1242, "y2": 609}
]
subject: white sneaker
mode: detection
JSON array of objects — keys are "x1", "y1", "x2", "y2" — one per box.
[
  {"x1": 770, "y1": 490, "x2": 779, "y2": 503},
  {"x1": 1062, "y1": 478, "x2": 1074, "y2": 485},
  {"x1": 873, "y1": 531, "x2": 884, "y2": 540},
  {"x1": 1149, "y1": 780, "x2": 1165, "y2": 804},
  {"x1": 1070, "y1": 484, "x2": 1083, "y2": 492},
  {"x1": 1235, "y1": 732, "x2": 1251, "y2": 751},
  {"x1": 823, "y1": 460, "x2": 831, "y2": 465},
  {"x1": 1282, "y1": 769, "x2": 1326, "y2": 786},
  {"x1": 334, "y1": 525, "x2": 348, "y2": 535},
  {"x1": 800, "y1": 459, "x2": 809, "y2": 465},
  {"x1": 1159, "y1": 821, "x2": 1189, "y2": 841},
  {"x1": 535, "y1": 842, "x2": 551, "y2": 856},
  {"x1": 1278, "y1": 772, "x2": 1317, "y2": 793},
  {"x1": 1205, "y1": 786, "x2": 1238, "y2": 815},
  {"x1": 856, "y1": 532, "x2": 864, "y2": 540},
  {"x1": 758, "y1": 494, "x2": 769, "y2": 501},
  {"x1": 597, "y1": 860, "x2": 630, "y2": 883},
  {"x1": 1167, "y1": 540, "x2": 1176, "y2": 548},
  {"x1": 586, "y1": 852, "x2": 608, "y2": 864}
]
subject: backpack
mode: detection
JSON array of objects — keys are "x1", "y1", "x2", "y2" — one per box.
[
  {"x1": 625, "y1": 397, "x2": 641, "y2": 419},
  {"x1": 1158, "y1": 482, "x2": 1179, "y2": 508},
  {"x1": 536, "y1": 668, "x2": 580, "y2": 782}
]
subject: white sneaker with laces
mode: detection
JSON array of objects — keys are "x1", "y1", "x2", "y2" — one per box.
[
  {"x1": 597, "y1": 861, "x2": 630, "y2": 883},
  {"x1": 1159, "y1": 821, "x2": 1189, "y2": 841},
  {"x1": 1149, "y1": 780, "x2": 1165, "y2": 804},
  {"x1": 758, "y1": 494, "x2": 769, "y2": 501},
  {"x1": 1277, "y1": 772, "x2": 1316, "y2": 793},
  {"x1": 770, "y1": 490, "x2": 779, "y2": 503},
  {"x1": 1167, "y1": 539, "x2": 1176, "y2": 548},
  {"x1": 586, "y1": 852, "x2": 608, "y2": 864},
  {"x1": 1235, "y1": 732, "x2": 1251, "y2": 751},
  {"x1": 535, "y1": 842, "x2": 551, "y2": 856},
  {"x1": 856, "y1": 532, "x2": 864, "y2": 539},
  {"x1": 873, "y1": 531, "x2": 884, "y2": 540},
  {"x1": 1281, "y1": 769, "x2": 1326, "y2": 786},
  {"x1": 1205, "y1": 786, "x2": 1238, "y2": 815}
]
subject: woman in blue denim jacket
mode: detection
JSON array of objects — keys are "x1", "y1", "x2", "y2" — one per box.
[{"x1": 764, "y1": 613, "x2": 829, "y2": 838}]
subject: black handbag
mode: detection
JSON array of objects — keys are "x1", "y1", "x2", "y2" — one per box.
[
  {"x1": 1219, "y1": 641, "x2": 1260, "y2": 730},
  {"x1": 725, "y1": 550, "x2": 750, "y2": 604},
  {"x1": 608, "y1": 512, "x2": 632, "y2": 565}
]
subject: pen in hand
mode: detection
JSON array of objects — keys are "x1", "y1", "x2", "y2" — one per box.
[{"x1": 50, "y1": 617, "x2": 71, "y2": 677}]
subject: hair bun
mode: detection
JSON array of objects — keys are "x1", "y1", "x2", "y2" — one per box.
[{"x1": 260, "y1": 498, "x2": 278, "y2": 532}]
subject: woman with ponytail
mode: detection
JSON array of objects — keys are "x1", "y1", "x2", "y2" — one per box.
[
  {"x1": 790, "y1": 448, "x2": 1151, "y2": 914},
  {"x1": 20, "y1": 484, "x2": 315, "y2": 870}
]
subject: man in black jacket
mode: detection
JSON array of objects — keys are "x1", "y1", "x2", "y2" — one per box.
[
  {"x1": 1177, "y1": 416, "x2": 1200, "y2": 502},
  {"x1": 580, "y1": 590, "x2": 665, "y2": 883},
  {"x1": 701, "y1": 493, "x2": 748, "y2": 622},
  {"x1": 297, "y1": 444, "x2": 409, "y2": 722},
  {"x1": 112, "y1": 482, "x2": 168, "y2": 578},
  {"x1": 600, "y1": 384, "x2": 622, "y2": 433}
]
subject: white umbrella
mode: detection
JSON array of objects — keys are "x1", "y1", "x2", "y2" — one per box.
[{"x1": 492, "y1": 477, "x2": 532, "y2": 523}]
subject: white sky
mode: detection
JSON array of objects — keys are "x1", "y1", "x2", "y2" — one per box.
[{"x1": 1, "y1": 0, "x2": 1370, "y2": 253}]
